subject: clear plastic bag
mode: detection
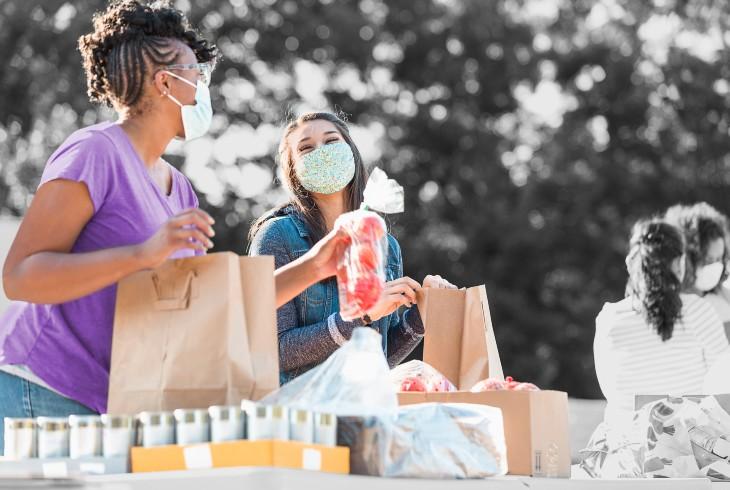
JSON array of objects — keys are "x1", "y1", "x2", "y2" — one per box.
[
  {"x1": 470, "y1": 376, "x2": 540, "y2": 392},
  {"x1": 340, "y1": 403, "x2": 508, "y2": 479},
  {"x1": 262, "y1": 328, "x2": 508, "y2": 479},
  {"x1": 335, "y1": 210, "x2": 388, "y2": 321},
  {"x1": 262, "y1": 326, "x2": 397, "y2": 416},
  {"x1": 335, "y1": 168, "x2": 404, "y2": 321},
  {"x1": 389, "y1": 360, "x2": 457, "y2": 393}
]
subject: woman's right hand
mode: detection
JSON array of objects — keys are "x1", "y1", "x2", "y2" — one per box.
[
  {"x1": 366, "y1": 276, "x2": 422, "y2": 322},
  {"x1": 134, "y1": 209, "x2": 215, "y2": 269}
]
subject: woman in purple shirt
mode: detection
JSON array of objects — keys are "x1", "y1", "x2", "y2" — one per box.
[{"x1": 0, "y1": 0, "x2": 344, "y2": 453}]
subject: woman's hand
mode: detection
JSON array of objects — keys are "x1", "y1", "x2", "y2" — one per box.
[
  {"x1": 423, "y1": 274, "x2": 457, "y2": 289},
  {"x1": 308, "y1": 226, "x2": 350, "y2": 281},
  {"x1": 366, "y1": 276, "x2": 422, "y2": 322},
  {"x1": 134, "y1": 208, "x2": 215, "y2": 269}
]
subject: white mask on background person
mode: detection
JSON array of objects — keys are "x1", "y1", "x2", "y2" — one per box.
[
  {"x1": 695, "y1": 262, "x2": 724, "y2": 292},
  {"x1": 164, "y1": 71, "x2": 213, "y2": 141}
]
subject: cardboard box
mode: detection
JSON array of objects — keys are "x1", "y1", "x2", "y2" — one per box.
[
  {"x1": 130, "y1": 440, "x2": 349, "y2": 475},
  {"x1": 398, "y1": 286, "x2": 571, "y2": 478}
]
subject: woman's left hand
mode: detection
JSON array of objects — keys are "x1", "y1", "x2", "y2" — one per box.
[{"x1": 423, "y1": 274, "x2": 458, "y2": 289}]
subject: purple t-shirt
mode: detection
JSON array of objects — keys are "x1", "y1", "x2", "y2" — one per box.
[{"x1": 0, "y1": 122, "x2": 199, "y2": 413}]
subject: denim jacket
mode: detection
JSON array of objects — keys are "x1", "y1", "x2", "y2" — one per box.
[{"x1": 249, "y1": 205, "x2": 424, "y2": 384}]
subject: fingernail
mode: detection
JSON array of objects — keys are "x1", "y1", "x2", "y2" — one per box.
[
  {"x1": 209, "y1": 227, "x2": 215, "y2": 236},
  {"x1": 208, "y1": 217, "x2": 215, "y2": 224},
  {"x1": 207, "y1": 240, "x2": 214, "y2": 248}
]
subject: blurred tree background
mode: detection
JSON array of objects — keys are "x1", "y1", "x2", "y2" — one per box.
[{"x1": 1, "y1": 0, "x2": 729, "y2": 398}]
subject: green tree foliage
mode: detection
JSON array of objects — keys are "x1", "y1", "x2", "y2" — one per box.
[{"x1": 1, "y1": 0, "x2": 728, "y2": 397}]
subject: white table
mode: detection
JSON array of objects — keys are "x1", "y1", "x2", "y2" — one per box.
[{"x1": 87, "y1": 467, "x2": 714, "y2": 490}]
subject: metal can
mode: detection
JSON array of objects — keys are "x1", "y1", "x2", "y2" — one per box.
[
  {"x1": 208, "y1": 405, "x2": 244, "y2": 442},
  {"x1": 137, "y1": 411, "x2": 175, "y2": 447},
  {"x1": 289, "y1": 409, "x2": 314, "y2": 444},
  {"x1": 173, "y1": 409, "x2": 210, "y2": 445},
  {"x1": 68, "y1": 415, "x2": 102, "y2": 459},
  {"x1": 101, "y1": 414, "x2": 136, "y2": 457},
  {"x1": 36, "y1": 417, "x2": 70, "y2": 459},
  {"x1": 242, "y1": 401, "x2": 272, "y2": 441},
  {"x1": 3, "y1": 418, "x2": 36, "y2": 460},
  {"x1": 271, "y1": 405, "x2": 289, "y2": 441},
  {"x1": 314, "y1": 413, "x2": 337, "y2": 447}
]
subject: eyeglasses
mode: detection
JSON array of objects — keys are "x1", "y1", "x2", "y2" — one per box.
[{"x1": 161, "y1": 63, "x2": 213, "y2": 87}]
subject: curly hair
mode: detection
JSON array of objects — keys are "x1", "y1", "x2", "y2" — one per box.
[
  {"x1": 664, "y1": 202, "x2": 729, "y2": 293},
  {"x1": 625, "y1": 220, "x2": 684, "y2": 341},
  {"x1": 78, "y1": 0, "x2": 218, "y2": 109}
]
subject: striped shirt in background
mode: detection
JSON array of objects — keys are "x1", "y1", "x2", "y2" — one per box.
[{"x1": 594, "y1": 293, "x2": 730, "y2": 424}]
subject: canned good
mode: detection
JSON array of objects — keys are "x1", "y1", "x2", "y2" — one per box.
[
  {"x1": 314, "y1": 413, "x2": 337, "y2": 447},
  {"x1": 242, "y1": 401, "x2": 272, "y2": 441},
  {"x1": 289, "y1": 409, "x2": 314, "y2": 444},
  {"x1": 3, "y1": 418, "x2": 36, "y2": 460},
  {"x1": 137, "y1": 411, "x2": 175, "y2": 447},
  {"x1": 271, "y1": 405, "x2": 289, "y2": 441},
  {"x1": 69, "y1": 415, "x2": 102, "y2": 459},
  {"x1": 101, "y1": 414, "x2": 136, "y2": 457},
  {"x1": 173, "y1": 409, "x2": 210, "y2": 445},
  {"x1": 209, "y1": 405, "x2": 244, "y2": 442},
  {"x1": 37, "y1": 417, "x2": 70, "y2": 459}
]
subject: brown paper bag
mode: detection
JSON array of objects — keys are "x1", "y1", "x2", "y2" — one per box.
[
  {"x1": 416, "y1": 286, "x2": 503, "y2": 390},
  {"x1": 107, "y1": 252, "x2": 278, "y2": 414}
]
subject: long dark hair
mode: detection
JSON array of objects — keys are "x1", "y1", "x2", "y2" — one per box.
[
  {"x1": 664, "y1": 202, "x2": 730, "y2": 293},
  {"x1": 625, "y1": 220, "x2": 684, "y2": 341},
  {"x1": 78, "y1": 0, "x2": 218, "y2": 110},
  {"x1": 248, "y1": 111, "x2": 368, "y2": 245}
]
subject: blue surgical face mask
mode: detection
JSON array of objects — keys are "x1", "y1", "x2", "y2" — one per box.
[
  {"x1": 164, "y1": 71, "x2": 213, "y2": 141},
  {"x1": 295, "y1": 141, "x2": 356, "y2": 195}
]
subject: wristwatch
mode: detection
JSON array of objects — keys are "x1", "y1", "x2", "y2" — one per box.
[{"x1": 362, "y1": 314, "x2": 373, "y2": 326}]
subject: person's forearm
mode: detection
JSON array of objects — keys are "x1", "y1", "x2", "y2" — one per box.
[
  {"x1": 274, "y1": 255, "x2": 325, "y2": 308},
  {"x1": 3, "y1": 245, "x2": 148, "y2": 304}
]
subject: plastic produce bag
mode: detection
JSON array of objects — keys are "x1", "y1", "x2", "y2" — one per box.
[
  {"x1": 470, "y1": 376, "x2": 540, "y2": 392},
  {"x1": 390, "y1": 360, "x2": 457, "y2": 393},
  {"x1": 339, "y1": 403, "x2": 507, "y2": 479},
  {"x1": 263, "y1": 328, "x2": 508, "y2": 479},
  {"x1": 336, "y1": 168, "x2": 404, "y2": 321},
  {"x1": 262, "y1": 326, "x2": 397, "y2": 416}
]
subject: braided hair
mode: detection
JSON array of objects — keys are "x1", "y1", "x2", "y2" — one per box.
[
  {"x1": 664, "y1": 202, "x2": 730, "y2": 293},
  {"x1": 625, "y1": 220, "x2": 684, "y2": 341},
  {"x1": 78, "y1": 0, "x2": 218, "y2": 110}
]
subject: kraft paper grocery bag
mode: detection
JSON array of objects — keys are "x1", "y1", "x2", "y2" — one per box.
[
  {"x1": 107, "y1": 252, "x2": 278, "y2": 414},
  {"x1": 416, "y1": 286, "x2": 503, "y2": 390}
]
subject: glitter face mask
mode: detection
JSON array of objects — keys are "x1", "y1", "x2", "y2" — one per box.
[{"x1": 295, "y1": 141, "x2": 356, "y2": 195}]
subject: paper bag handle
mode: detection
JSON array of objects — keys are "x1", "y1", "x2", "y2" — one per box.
[{"x1": 151, "y1": 270, "x2": 197, "y2": 311}]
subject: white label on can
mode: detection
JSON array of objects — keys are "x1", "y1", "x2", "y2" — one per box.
[
  {"x1": 302, "y1": 448, "x2": 322, "y2": 471},
  {"x1": 42, "y1": 462, "x2": 69, "y2": 478},
  {"x1": 184, "y1": 445, "x2": 213, "y2": 470}
]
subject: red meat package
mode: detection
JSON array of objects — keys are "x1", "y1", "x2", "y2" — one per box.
[
  {"x1": 335, "y1": 209, "x2": 388, "y2": 321},
  {"x1": 390, "y1": 360, "x2": 457, "y2": 393},
  {"x1": 470, "y1": 376, "x2": 540, "y2": 392}
]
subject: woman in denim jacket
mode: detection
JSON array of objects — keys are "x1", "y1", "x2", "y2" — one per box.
[{"x1": 249, "y1": 112, "x2": 456, "y2": 384}]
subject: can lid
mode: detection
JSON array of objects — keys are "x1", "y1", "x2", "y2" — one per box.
[
  {"x1": 209, "y1": 405, "x2": 242, "y2": 421},
  {"x1": 138, "y1": 411, "x2": 175, "y2": 426},
  {"x1": 69, "y1": 415, "x2": 102, "y2": 428},
  {"x1": 101, "y1": 414, "x2": 134, "y2": 429},
  {"x1": 174, "y1": 409, "x2": 210, "y2": 424},
  {"x1": 37, "y1": 417, "x2": 69, "y2": 431},
  {"x1": 4, "y1": 418, "x2": 35, "y2": 430}
]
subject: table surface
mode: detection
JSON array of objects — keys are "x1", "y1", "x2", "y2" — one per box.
[{"x1": 85, "y1": 467, "x2": 717, "y2": 490}]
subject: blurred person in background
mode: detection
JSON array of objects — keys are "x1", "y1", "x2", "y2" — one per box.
[
  {"x1": 0, "y1": 0, "x2": 344, "y2": 453},
  {"x1": 248, "y1": 111, "x2": 456, "y2": 384},
  {"x1": 665, "y1": 202, "x2": 730, "y2": 340},
  {"x1": 594, "y1": 219, "x2": 729, "y2": 426}
]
